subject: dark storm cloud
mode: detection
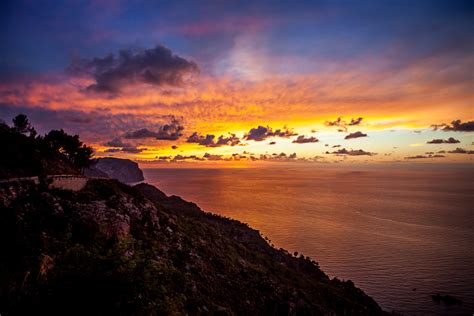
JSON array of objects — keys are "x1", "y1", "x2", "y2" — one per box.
[
  {"x1": 244, "y1": 125, "x2": 297, "y2": 141},
  {"x1": 325, "y1": 117, "x2": 364, "y2": 132},
  {"x1": 292, "y1": 135, "x2": 319, "y2": 144},
  {"x1": 268, "y1": 141, "x2": 276, "y2": 145},
  {"x1": 171, "y1": 145, "x2": 178, "y2": 149},
  {"x1": 426, "y1": 137, "x2": 460, "y2": 144},
  {"x1": 186, "y1": 132, "x2": 241, "y2": 147},
  {"x1": 344, "y1": 131, "x2": 367, "y2": 139},
  {"x1": 432, "y1": 120, "x2": 474, "y2": 132},
  {"x1": 67, "y1": 45, "x2": 199, "y2": 93},
  {"x1": 124, "y1": 116, "x2": 184, "y2": 140},
  {"x1": 325, "y1": 148, "x2": 375, "y2": 156},
  {"x1": 448, "y1": 148, "x2": 474, "y2": 154}
]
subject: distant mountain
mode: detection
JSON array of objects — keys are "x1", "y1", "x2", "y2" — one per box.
[{"x1": 84, "y1": 157, "x2": 144, "y2": 183}]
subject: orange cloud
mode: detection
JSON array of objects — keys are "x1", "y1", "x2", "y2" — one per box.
[{"x1": 1, "y1": 56, "x2": 472, "y2": 164}]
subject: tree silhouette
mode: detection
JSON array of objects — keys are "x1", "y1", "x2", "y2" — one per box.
[
  {"x1": 0, "y1": 115, "x2": 93, "y2": 177},
  {"x1": 44, "y1": 129, "x2": 94, "y2": 171},
  {"x1": 12, "y1": 114, "x2": 36, "y2": 137}
]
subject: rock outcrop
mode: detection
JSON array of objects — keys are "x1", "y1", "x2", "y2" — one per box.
[{"x1": 84, "y1": 157, "x2": 144, "y2": 183}]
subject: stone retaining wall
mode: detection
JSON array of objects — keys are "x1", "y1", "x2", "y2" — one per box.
[
  {"x1": 0, "y1": 175, "x2": 90, "y2": 191},
  {"x1": 0, "y1": 176, "x2": 40, "y2": 185},
  {"x1": 47, "y1": 175, "x2": 89, "y2": 191}
]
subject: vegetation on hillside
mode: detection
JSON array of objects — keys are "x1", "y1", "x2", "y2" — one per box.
[
  {"x1": 0, "y1": 178, "x2": 386, "y2": 315},
  {"x1": 0, "y1": 114, "x2": 93, "y2": 178},
  {"x1": 0, "y1": 119, "x2": 386, "y2": 314}
]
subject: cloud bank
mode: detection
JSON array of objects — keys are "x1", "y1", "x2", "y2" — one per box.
[
  {"x1": 245, "y1": 125, "x2": 297, "y2": 141},
  {"x1": 186, "y1": 132, "x2": 241, "y2": 147},
  {"x1": 426, "y1": 137, "x2": 460, "y2": 144},
  {"x1": 124, "y1": 116, "x2": 184, "y2": 140},
  {"x1": 345, "y1": 131, "x2": 367, "y2": 139},
  {"x1": 68, "y1": 45, "x2": 199, "y2": 93},
  {"x1": 432, "y1": 120, "x2": 474, "y2": 132},
  {"x1": 325, "y1": 117, "x2": 363, "y2": 132},
  {"x1": 292, "y1": 135, "x2": 319, "y2": 144},
  {"x1": 326, "y1": 148, "x2": 375, "y2": 156}
]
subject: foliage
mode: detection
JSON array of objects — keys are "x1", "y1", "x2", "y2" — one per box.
[
  {"x1": 44, "y1": 129, "x2": 94, "y2": 170},
  {"x1": 0, "y1": 114, "x2": 93, "y2": 178},
  {"x1": 12, "y1": 114, "x2": 36, "y2": 137},
  {"x1": 0, "y1": 179, "x2": 386, "y2": 315}
]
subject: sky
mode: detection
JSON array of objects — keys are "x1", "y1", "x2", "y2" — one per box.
[{"x1": 1, "y1": 0, "x2": 473, "y2": 166}]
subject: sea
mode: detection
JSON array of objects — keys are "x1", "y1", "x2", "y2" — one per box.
[{"x1": 143, "y1": 165, "x2": 474, "y2": 315}]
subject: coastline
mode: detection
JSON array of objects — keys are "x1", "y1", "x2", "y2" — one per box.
[{"x1": 141, "y1": 166, "x2": 474, "y2": 315}]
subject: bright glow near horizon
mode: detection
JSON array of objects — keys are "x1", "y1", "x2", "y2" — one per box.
[{"x1": 1, "y1": 1, "x2": 473, "y2": 165}]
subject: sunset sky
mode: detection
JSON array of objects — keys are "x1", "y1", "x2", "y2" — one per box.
[{"x1": 1, "y1": 0, "x2": 473, "y2": 165}]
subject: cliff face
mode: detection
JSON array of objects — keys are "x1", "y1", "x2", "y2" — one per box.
[
  {"x1": 0, "y1": 179, "x2": 386, "y2": 315},
  {"x1": 84, "y1": 157, "x2": 144, "y2": 183}
]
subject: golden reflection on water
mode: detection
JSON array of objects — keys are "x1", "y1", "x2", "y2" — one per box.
[{"x1": 144, "y1": 166, "x2": 474, "y2": 315}]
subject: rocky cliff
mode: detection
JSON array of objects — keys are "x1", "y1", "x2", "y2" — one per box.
[
  {"x1": 0, "y1": 178, "x2": 386, "y2": 315},
  {"x1": 84, "y1": 157, "x2": 144, "y2": 183}
]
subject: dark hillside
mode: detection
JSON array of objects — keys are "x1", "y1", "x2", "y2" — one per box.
[{"x1": 0, "y1": 178, "x2": 386, "y2": 315}]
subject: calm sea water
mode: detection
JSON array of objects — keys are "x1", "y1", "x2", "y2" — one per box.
[{"x1": 143, "y1": 166, "x2": 474, "y2": 315}]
